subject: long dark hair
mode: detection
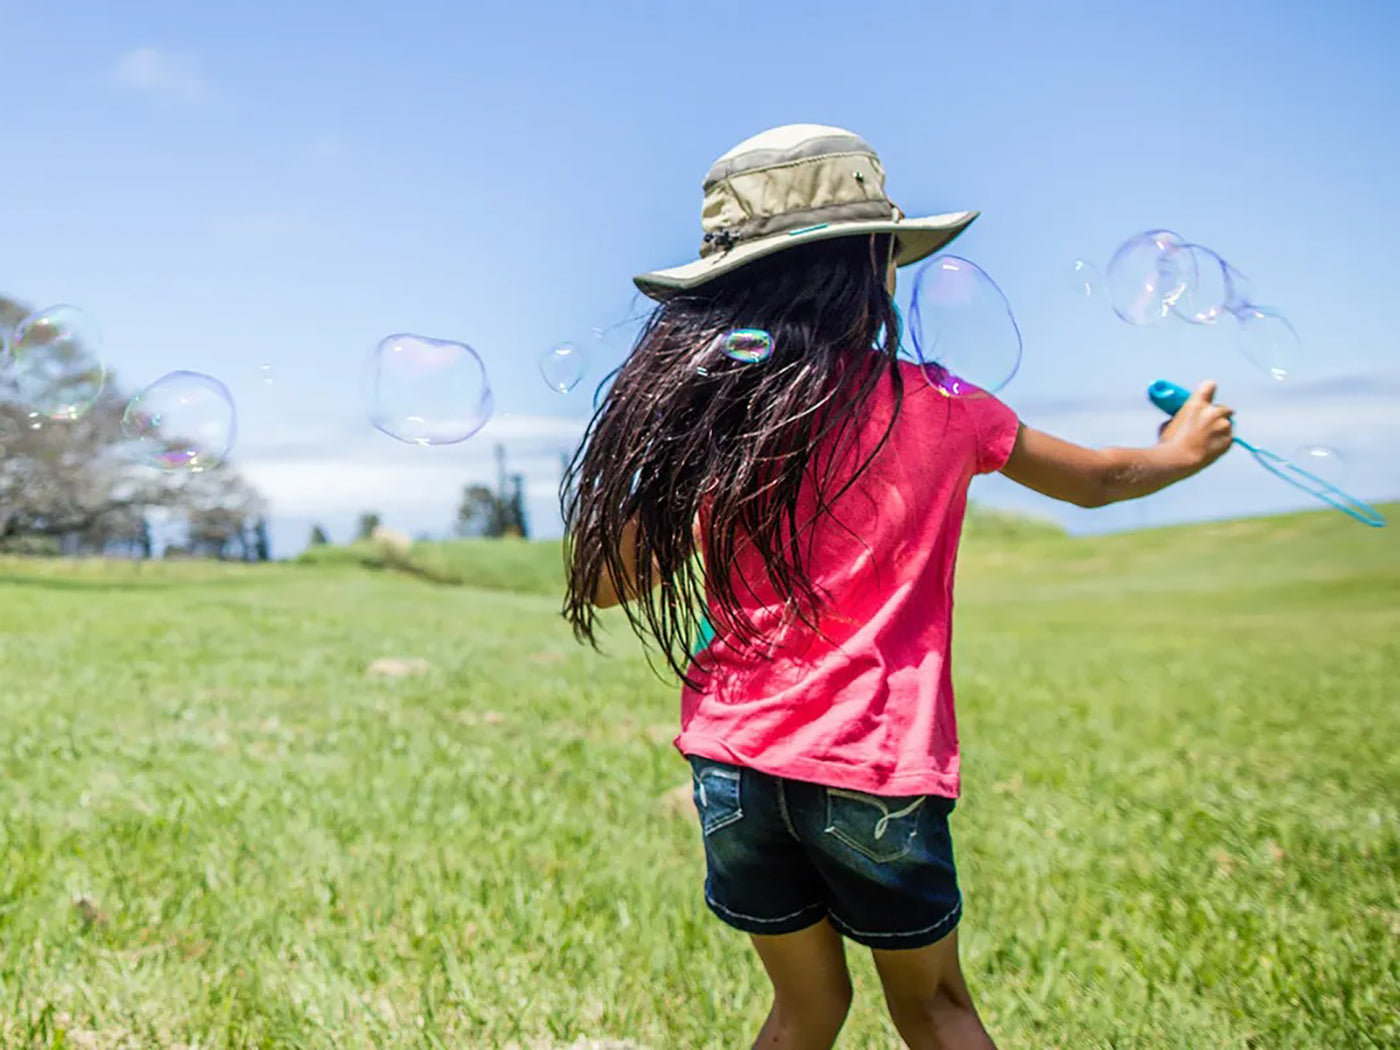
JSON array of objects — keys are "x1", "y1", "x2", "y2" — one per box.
[{"x1": 562, "y1": 233, "x2": 903, "y2": 682}]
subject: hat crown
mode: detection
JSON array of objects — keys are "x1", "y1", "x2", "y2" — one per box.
[{"x1": 697, "y1": 124, "x2": 897, "y2": 256}]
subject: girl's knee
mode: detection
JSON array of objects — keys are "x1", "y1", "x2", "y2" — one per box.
[
  {"x1": 766, "y1": 988, "x2": 852, "y2": 1048},
  {"x1": 887, "y1": 980, "x2": 976, "y2": 1031}
]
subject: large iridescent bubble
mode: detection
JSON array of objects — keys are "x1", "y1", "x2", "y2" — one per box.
[
  {"x1": 122, "y1": 371, "x2": 237, "y2": 472},
  {"x1": 1104, "y1": 230, "x2": 1194, "y2": 326},
  {"x1": 364, "y1": 334, "x2": 494, "y2": 445},
  {"x1": 2, "y1": 305, "x2": 106, "y2": 421},
  {"x1": 908, "y1": 255, "x2": 1021, "y2": 396}
]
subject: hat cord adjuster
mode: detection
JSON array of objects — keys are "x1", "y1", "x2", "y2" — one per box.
[{"x1": 703, "y1": 229, "x2": 739, "y2": 253}]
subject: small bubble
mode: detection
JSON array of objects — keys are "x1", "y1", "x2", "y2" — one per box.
[
  {"x1": 717, "y1": 329, "x2": 774, "y2": 363},
  {"x1": 3, "y1": 305, "x2": 106, "y2": 421},
  {"x1": 539, "y1": 343, "x2": 587, "y2": 393},
  {"x1": 258, "y1": 364, "x2": 274, "y2": 385},
  {"x1": 1066, "y1": 259, "x2": 1099, "y2": 297},
  {"x1": 1294, "y1": 445, "x2": 1342, "y2": 470}
]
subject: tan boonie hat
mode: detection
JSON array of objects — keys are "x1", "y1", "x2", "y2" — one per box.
[{"x1": 634, "y1": 123, "x2": 978, "y2": 300}]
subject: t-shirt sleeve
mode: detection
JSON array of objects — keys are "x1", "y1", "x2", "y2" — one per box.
[{"x1": 970, "y1": 395, "x2": 1021, "y2": 475}]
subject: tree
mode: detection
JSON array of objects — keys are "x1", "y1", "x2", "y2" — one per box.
[
  {"x1": 455, "y1": 484, "x2": 498, "y2": 538},
  {"x1": 453, "y1": 445, "x2": 529, "y2": 539},
  {"x1": 454, "y1": 479, "x2": 529, "y2": 539},
  {"x1": 356, "y1": 511, "x2": 381, "y2": 541},
  {"x1": 182, "y1": 470, "x2": 266, "y2": 561},
  {"x1": 505, "y1": 472, "x2": 529, "y2": 539},
  {"x1": 308, "y1": 524, "x2": 330, "y2": 547}
]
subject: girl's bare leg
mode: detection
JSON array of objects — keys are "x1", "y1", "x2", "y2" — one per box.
[
  {"x1": 871, "y1": 929, "x2": 997, "y2": 1050},
  {"x1": 748, "y1": 918, "x2": 853, "y2": 1050}
]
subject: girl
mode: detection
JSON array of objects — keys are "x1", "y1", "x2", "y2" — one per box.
[{"x1": 562, "y1": 125, "x2": 1233, "y2": 1050}]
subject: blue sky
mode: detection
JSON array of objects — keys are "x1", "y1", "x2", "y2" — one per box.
[{"x1": 2, "y1": 0, "x2": 1397, "y2": 553}]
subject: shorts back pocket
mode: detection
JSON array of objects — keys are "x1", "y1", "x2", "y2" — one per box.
[
  {"x1": 690, "y1": 758, "x2": 744, "y2": 836},
  {"x1": 824, "y1": 787, "x2": 925, "y2": 863}
]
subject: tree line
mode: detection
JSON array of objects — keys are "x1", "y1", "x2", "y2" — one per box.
[{"x1": 307, "y1": 444, "x2": 531, "y2": 549}]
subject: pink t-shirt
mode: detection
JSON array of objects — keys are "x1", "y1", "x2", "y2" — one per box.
[{"x1": 676, "y1": 362, "x2": 1021, "y2": 798}]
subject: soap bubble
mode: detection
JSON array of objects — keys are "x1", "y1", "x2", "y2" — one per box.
[
  {"x1": 717, "y1": 329, "x2": 774, "y2": 363},
  {"x1": 539, "y1": 343, "x2": 587, "y2": 394},
  {"x1": 364, "y1": 334, "x2": 493, "y2": 445},
  {"x1": 122, "y1": 371, "x2": 237, "y2": 472},
  {"x1": 258, "y1": 364, "x2": 274, "y2": 385},
  {"x1": 1105, "y1": 230, "x2": 1193, "y2": 326},
  {"x1": 2, "y1": 305, "x2": 106, "y2": 421},
  {"x1": 1066, "y1": 259, "x2": 1099, "y2": 297},
  {"x1": 1171, "y1": 244, "x2": 1236, "y2": 325},
  {"x1": 1290, "y1": 445, "x2": 1351, "y2": 492},
  {"x1": 1293, "y1": 445, "x2": 1343, "y2": 472},
  {"x1": 1233, "y1": 306, "x2": 1299, "y2": 382},
  {"x1": 908, "y1": 255, "x2": 1021, "y2": 396}
]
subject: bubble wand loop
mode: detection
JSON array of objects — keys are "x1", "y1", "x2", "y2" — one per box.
[{"x1": 1147, "y1": 380, "x2": 1387, "y2": 529}]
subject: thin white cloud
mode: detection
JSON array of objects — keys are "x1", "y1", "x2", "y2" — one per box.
[
  {"x1": 242, "y1": 378, "x2": 1398, "y2": 545},
  {"x1": 112, "y1": 47, "x2": 209, "y2": 105},
  {"x1": 238, "y1": 413, "x2": 587, "y2": 526}
]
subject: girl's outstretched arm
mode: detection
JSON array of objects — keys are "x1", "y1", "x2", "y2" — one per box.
[
  {"x1": 1000, "y1": 380, "x2": 1234, "y2": 508},
  {"x1": 593, "y1": 514, "x2": 704, "y2": 609}
]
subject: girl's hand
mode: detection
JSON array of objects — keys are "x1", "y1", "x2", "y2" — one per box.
[
  {"x1": 1156, "y1": 380, "x2": 1235, "y2": 468},
  {"x1": 1003, "y1": 379, "x2": 1236, "y2": 508}
]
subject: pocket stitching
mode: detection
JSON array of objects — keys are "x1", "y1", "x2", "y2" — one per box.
[{"x1": 824, "y1": 787, "x2": 923, "y2": 863}]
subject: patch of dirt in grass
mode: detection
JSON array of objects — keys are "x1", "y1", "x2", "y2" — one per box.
[{"x1": 366, "y1": 657, "x2": 432, "y2": 678}]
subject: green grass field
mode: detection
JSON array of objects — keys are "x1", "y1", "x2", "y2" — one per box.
[{"x1": 2, "y1": 506, "x2": 1397, "y2": 1048}]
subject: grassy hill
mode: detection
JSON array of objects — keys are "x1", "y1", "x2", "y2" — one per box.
[{"x1": 1, "y1": 505, "x2": 1396, "y2": 1048}]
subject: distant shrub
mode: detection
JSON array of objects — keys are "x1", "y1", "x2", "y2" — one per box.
[
  {"x1": 963, "y1": 503, "x2": 1067, "y2": 541},
  {"x1": 0, "y1": 534, "x2": 61, "y2": 556},
  {"x1": 296, "y1": 537, "x2": 563, "y2": 595}
]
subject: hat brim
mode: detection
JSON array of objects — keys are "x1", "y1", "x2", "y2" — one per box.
[{"x1": 633, "y1": 210, "x2": 979, "y2": 300}]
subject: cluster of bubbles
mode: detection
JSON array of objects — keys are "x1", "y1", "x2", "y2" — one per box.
[
  {"x1": 1072, "y1": 231, "x2": 1355, "y2": 486},
  {"x1": 0, "y1": 304, "x2": 237, "y2": 473},
  {"x1": 1069, "y1": 229, "x2": 1300, "y2": 383}
]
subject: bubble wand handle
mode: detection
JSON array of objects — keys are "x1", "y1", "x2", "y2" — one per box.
[{"x1": 1146, "y1": 380, "x2": 1386, "y2": 528}]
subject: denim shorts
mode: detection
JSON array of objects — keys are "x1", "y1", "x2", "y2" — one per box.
[{"x1": 687, "y1": 755, "x2": 962, "y2": 950}]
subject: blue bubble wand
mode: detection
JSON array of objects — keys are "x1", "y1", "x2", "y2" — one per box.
[{"x1": 1147, "y1": 380, "x2": 1386, "y2": 528}]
